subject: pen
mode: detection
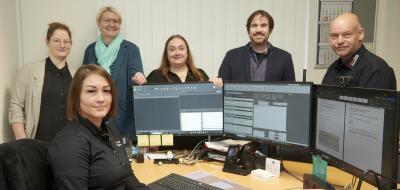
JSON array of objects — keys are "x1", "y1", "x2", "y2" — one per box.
[{"x1": 350, "y1": 54, "x2": 359, "y2": 67}]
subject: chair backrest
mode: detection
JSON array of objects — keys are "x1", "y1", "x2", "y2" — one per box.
[{"x1": 0, "y1": 139, "x2": 52, "y2": 190}]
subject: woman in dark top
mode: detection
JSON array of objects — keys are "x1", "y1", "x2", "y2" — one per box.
[
  {"x1": 147, "y1": 34, "x2": 212, "y2": 83},
  {"x1": 147, "y1": 35, "x2": 222, "y2": 150},
  {"x1": 9, "y1": 22, "x2": 74, "y2": 141},
  {"x1": 83, "y1": 6, "x2": 147, "y2": 141},
  {"x1": 48, "y1": 64, "x2": 148, "y2": 190}
]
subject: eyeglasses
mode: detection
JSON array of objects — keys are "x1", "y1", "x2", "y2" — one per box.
[
  {"x1": 51, "y1": 39, "x2": 72, "y2": 46},
  {"x1": 102, "y1": 18, "x2": 120, "y2": 25}
]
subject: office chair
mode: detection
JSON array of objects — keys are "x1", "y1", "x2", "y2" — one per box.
[{"x1": 0, "y1": 139, "x2": 53, "y2": 190}]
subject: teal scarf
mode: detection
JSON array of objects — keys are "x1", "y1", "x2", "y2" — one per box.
[{"x1": 95, "y1": 33, "x2": 124, "y2": 74}]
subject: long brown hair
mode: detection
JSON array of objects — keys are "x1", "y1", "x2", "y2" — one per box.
[
  {"x1": 66, "y1": 64, "x2": 117, "y2": 121},
  {"x1": 158, "y1": 34, "x2": 205, "y2": 82}
]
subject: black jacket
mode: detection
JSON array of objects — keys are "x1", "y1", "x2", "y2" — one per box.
[
  {"x1": 322, "y1": 45, "x2": 396, "y2": 90},
  {"x1": 48, "y1": 117, "x2": 149, "y2": 190},
  {"x1": 218, "y1": 42, "x2": 295, "y2": 81}
]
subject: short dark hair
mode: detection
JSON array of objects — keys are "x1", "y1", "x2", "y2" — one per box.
[
  {"x1": 46, "y1": 22, "x2": 72, "y2": 42},
  {"x1": 246, "y1": 10, "x2": 274, "y2": 32},
  {"x1": 66, "y1": 64, "x2": 117, "y2": 121}
]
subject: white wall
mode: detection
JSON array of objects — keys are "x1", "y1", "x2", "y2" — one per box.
[
  {"x1": 0, "y1": 0, "x2": 19, "y2": 143},
  {"x1": 125, "y1": 0, "x2": 308, "y2": 80},
  {"x1": 18, "y1": 0, "x2": 399, "y2": 85},
  {"x1": 375, "y1": 0, "x2": 400, "y2": 89},
  {"x1": 19, "y1": 0, "x2": 98, "y2": 69},
  {"x1": 0, "y1": 0, "x2": 98, "y2": 143}
]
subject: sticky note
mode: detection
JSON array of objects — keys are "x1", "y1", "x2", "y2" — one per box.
[
  {"x1": 136, "y1": 135, "x2": 149, "y2": 147},
  {"x1": 161, "y1": 134, "x2": 174, "y2": 146},
  {"x1": 149, "y1": 135, "x2": 162, "y2": 146}
]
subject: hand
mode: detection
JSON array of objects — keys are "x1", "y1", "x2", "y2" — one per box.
[
  {"x1": 209, "y1": 77, "x2": 223, "y2": 88},
  {"x1": 11, "y1": 123, "x2": 27, "y2": 140},
  {"x1": 132, "y1": 72, "x2": 147, "y2": 85}
]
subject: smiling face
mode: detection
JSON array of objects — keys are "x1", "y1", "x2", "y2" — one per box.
[
  {"x1": 46, "y1": 29, "x2": 71, "y2": 60},
  {"x1": 329, "y1": 13, "x2": 365, "y2": 61},
  {"x1": 79, "y1": 74, "x2": 112, "y2": 126},
  {"x1": 166, "y1": 37, "x2": 188, "y2": 69},
  {"x1": 248, "y1": 14, "x2": 270, "y2": 46},
  {"x1": 98, "y1": 10, "x2": 121, "y2": 41}
]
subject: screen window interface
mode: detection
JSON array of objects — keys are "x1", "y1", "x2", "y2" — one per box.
[
  {"x1": 133, "y1": 83, "x2": 223, "y2": 135},
  {"x1": 223, "y1": 83, "x2": 311, "y2": 146},
  {"x1": 315, "y1": 89, "x2": 397, "y2": 175}
]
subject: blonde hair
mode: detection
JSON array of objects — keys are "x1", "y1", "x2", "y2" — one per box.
[{"x1": 96, "y1": 6, "x2": 122, "y2": 24}]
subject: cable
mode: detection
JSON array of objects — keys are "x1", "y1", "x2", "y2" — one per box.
[
  {"x1": 283, "y1": 168, "x2": 303, "y2": 182},
  {"x1": 181, "y1": 138, "x2": 208, "y2": 165},
  {"x1": 352, "y1": 175, "x2": 357, "y2": 187},
  {"x1": 355, "y1": 169, "x2": 400, "y2": 190},
  {"x1": 178, "y1": 137, "x2": 227, "y2": 165}
]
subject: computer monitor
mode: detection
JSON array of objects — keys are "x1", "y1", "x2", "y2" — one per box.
[
  {"x1": 314, "y1": 85, "x2": 399, "y2": 188},
  {"x1": 223, "y1": 81, "x2": 313, "y2": 148},
  {"x1": 133, "y1": 82, "x2": 223, "y2": 136}
]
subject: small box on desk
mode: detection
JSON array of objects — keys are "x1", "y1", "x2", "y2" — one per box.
[
  {"x1": 136, "y1": 154, "x2": 144, "y2": 163},
  {"x1": 303, "y1": 174, "x2": 334, "y2": 190}
]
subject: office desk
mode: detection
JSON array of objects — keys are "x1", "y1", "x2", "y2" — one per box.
[{"x1": 132, "y1": 160, "x2": 377, "y2": 190}]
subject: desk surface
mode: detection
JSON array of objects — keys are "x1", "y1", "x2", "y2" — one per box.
[{"x1": 132, "y1": 160, "x2": 378, "y2": 190}]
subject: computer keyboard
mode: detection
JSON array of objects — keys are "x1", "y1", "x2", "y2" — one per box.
[{"x1": 149, "y1": 173, "x2": 223, "y2": 190}]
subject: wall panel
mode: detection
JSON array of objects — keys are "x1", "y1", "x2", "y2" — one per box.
[{"x1": 126, "y1": 0, "x2": 308, "y2": 80}]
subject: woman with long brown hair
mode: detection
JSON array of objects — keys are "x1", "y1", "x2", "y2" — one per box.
[{"x1": 148, "y1": 34, "x2": 215, "y2": 83}]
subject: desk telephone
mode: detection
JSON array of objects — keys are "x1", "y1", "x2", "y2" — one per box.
[{"x1": 223, "y1": 142, "x2": 263, "y2": 176}]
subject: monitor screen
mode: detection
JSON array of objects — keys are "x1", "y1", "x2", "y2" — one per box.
[
  {"x1": 314, "y1": 85, "x2": 399, "y2": 188},
  {"x1": 133, "y1": 83, "x2": 223, "y2": 136},
  {"x1": 223, "y1": 82, "x2": 312, "y2": 148}
]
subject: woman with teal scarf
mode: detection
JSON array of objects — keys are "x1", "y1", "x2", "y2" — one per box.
[{"x1": 83, "y1": 6, "x2": 147, "y2": 142}]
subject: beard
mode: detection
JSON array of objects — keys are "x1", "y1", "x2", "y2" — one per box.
[{"x1": 250, "y1": 33, "x2": 269, "y2": 45}]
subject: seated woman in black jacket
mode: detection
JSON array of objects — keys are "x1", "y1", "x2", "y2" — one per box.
[{"x1": 48, "y1": 64, "x2": 149, "y2": 190}]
